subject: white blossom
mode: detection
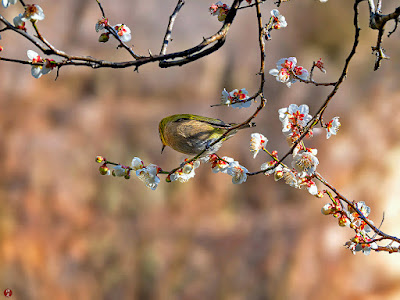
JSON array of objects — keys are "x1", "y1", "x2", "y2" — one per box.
[
  {"x1": 250, "y1": 133, "x2": 268, "y2": 158},
  {"x1": 136, "y1": 164, "x2": 160, "y2": 190}
]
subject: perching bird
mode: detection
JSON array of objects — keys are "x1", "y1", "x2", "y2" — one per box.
[{"x1": 159, "y1": 114, "x2": 256, "y2": 156}]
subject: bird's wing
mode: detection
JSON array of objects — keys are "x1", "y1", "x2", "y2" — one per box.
[{"x1": 175, "y1": 115, "x2": 234, "y2": 128}]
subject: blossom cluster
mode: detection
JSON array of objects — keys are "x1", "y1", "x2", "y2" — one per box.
[
  {"x1": 167, "y1": 160, "x2": 201, "y2": 183},
  {"x1": 97, "y1": 156, "x2": 161, "y2": 190},
  {"x1": 1, "y1": 3, "x2": 45, "y2": 53},
  {"x1": 322, "y1": 197, "x2": 378, "y2": 255},
  {"x1": 95, "y1": 17, "x2": 132, "y2": 43},
  {"x1": 96, "y1": 153, "x2": 250, "y2": 190},
  {"x1": 262, "y1": 9, "x2": 287, "y2": 40},
  {"x1": 249, "y1": 104, "x2": 339, "y2": 197},
  {"x1": 260, "y1": 149, "x2": 321, "y2": 196},
  {"x1": 209, "y1": 154, "x2": 248, "y2": 184},
  {"x1": 2, "y1": 2, "x2": 45, "y2": 21}
]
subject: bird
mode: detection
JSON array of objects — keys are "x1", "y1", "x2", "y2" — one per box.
[{"x1": 159, "y1": 114, "x2": 256, "y2": 156}]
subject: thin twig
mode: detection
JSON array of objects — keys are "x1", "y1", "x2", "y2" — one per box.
[
  {"x1": 160, "y1": 0, "x2": 185, "y2": 56},
  {"x1": 96, "y1": 0, "x2": 106, "y2": 18},
  {"x1": 159, "y1": 0, "x2": 244, "y2": 67}
]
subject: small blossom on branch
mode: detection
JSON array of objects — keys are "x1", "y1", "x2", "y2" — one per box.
[
  {"x1": 269, "y1": 57, "x2": 309, "y2": 87},
  {"x1": 264, "y1": 9, "x2": 287, "y2": 40},
  {"x1": 292, "y1": 149, "x2": 319, "y2": 177},
  {"x1": 95, "y1": 17, "x2": 109, "y2": 32},
  {"x1": 299, "y1": 176, "x2": 319, "y2": 196},
  {"x1": 169, "y1": 160, "x2": 200, "y2": 183},
  {"x1": 210, "y1": 155, "x2": 234, "y2": 173},
  {"x1": 345, "y1": 234, "x2": 378, "y2": 256},
  {"x1": 22, "y1": 5, "x2": 45, "y2": 22},
  {"x1": 250, "y1": 133, "x2": 268, "y2": 158},
  {"x1": 277, "y1": 57, "x2": 297, "y2": 70},
  {"x1": 111, "y1": 24, "x2": 132, "y2": 42},
  {"x1": 27, "y1": 50, "x2": 54, "y2": 78},
  {"x1": 270, "y1": 9, "x2": 287, "y2": 30},
  {"x1": 315, "y1": 58, "x2": 326, "y2": 73},
  {"x1": 282, "y1": 169, "x2": 300, "y2": 188},
  {"x1": 261, "y1": 160, "x2": 282, "y2": 177},
  {"x1": 13, "y1": 14, "x2": 27, "y2": 31},
  {"x1": 112, "y1": 164, "x2": 130, "y2": 178},
  {"x1": 220, "y1": 88, "x2": 252, "y2": 108},
  {"x1": 226, "y1": 161, "x2": 248, "y2": 184},
  {"x1": 278, "y1": 104, "x2": 312, "y2": 135},
  {"x1": 209, "y1": 2, "x2": 230, "y2": 22},
  {"x1": 293, "y1": 66, "x2": 309, "y2": 82},
  {"x1": 131, "y1": 157, "x2": 144, "y2": 171},
  {"x1": 136, "y1": 164, "x2": 161, "y2": 190},
  {"x1": 325, "y1": 117, "x2": 340, "y2": 139},
  {"x1": 208, "y1": 155, "x2": 247, "y2": 184},
  {"x1": 1, "y1": 0, "x2": 17, "y2": 8}
]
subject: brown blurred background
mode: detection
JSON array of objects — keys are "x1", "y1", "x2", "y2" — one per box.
[{"x1": 1, "y1": 1, "x2": 400, "y2": 299}]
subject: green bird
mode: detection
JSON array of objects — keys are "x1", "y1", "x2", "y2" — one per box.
[{"x1": 159, "y1": 114, "x2": 256, "y2": 156}]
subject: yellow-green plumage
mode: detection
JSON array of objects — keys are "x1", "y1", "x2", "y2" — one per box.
[{"x1": 159, "y1": 114, "x2": 255, "y2": 156}]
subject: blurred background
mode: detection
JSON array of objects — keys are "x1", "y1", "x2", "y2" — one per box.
[{"x1": 0, "y1": 0, "x2": 400, "y2": 299}]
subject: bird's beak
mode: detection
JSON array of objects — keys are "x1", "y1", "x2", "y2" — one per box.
[{"x1": 161, "y1": 145, "x2": 166, "y2": 154}]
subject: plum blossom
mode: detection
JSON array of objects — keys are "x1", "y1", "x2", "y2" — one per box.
[
  {"x1": 136, "y1": 164, "x2": 161, "y2": 190},
  {"x1": 269, "y1": 68, "x2": 291, "y2": 84},
  {"x1": 261, "y1": 161, "x2": 283, "y2": 176},
  {"x1": 250, "y1": 133, "x2": 268, "y2": 158},
  {"x1": 22, "y1": 4, "x2": 45, "y2": 22},
  {"x1": 95, "y1": 17, "x2": 109, "y2": 32},
  {"x1": 269, "y1": 57, "x2": 309, "y2": 87},
  {"x1": 282, "y1": 169, "x2": 300, "y2": 188},
  {"x1": 169, "y1": 161, "x2": 200, "y2": 183},
  {"x1": 27, "y1": 50, "x2": 54, "y2": 78},
  {"x1": 2, "y1": 0, "x2": 17, "y2": 8},
  {"x1": 321, "y1": 203, "x2": 335, "y2": 215},
  {"x1": 345, "y1": 234, "x2": 378, "y2": 255},
  {"x1": 111, "y1": 24, "x2": 131, "y2": 42},
  {"x1": 112, "y1": 165, "x2": 129, "y2": 177},
  {"x1": 270, "y1": 9, "x2": 287, "y2": 29},
  {"x1": 292, "y1": 66, "x2": 309, "y2": 83},
  {"x1": 347, "y1": 201, "x2": 375, "y2": 235},
  {"x1": 278, "y1": 104, "x2": 313, "y2": 134},
  {"x1": 226, "y1": 161, "x2": 248, "y2": 184},
  {"x1": 299, "y1": 177, "x2": 319, "y2": 195},
  {"x1": 292, "y1": 150, "x2": 319, "y2": 176},
  {"x1": 131, "y1": 157, "x2": 144, "y2": 171},
  {"x1": 220, "y1": 88, "x2": 252, "y2": 108},
  {"x1": 326, "y1": 117, "x2": 340, "y2": 139},
  {"x1": 277, "y1": 57, "x2": 297, "y2": 70},
  {"x1": 209, "y1": 2, "x2": 230, "y2": 22},
  {"x1": 210, "y1": 155, "x2": 234, "y2": 173},
  {"x1": 315, "y1": 58, "x2": 326, "y2": 73},
  {"x1": 13, "y1": 14, "x2": 26, "y2": 31}
]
